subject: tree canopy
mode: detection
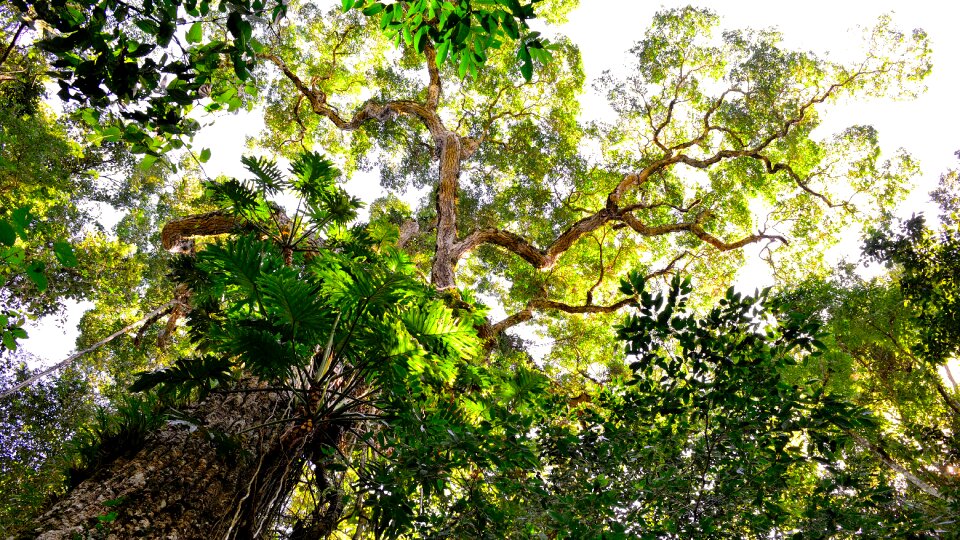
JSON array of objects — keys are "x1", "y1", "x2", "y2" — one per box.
[{"x1": 1, "y1": 1, "x2": 958, "y2": 538}]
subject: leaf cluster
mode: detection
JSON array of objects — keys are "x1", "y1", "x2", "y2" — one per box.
[{"x1": 343, "y1": 0, "x2": 554, "y2": 80}]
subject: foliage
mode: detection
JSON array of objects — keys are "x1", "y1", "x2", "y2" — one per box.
[
  {"x1": 9, "y1": 0, "x2": 560, "y2": 159},
  {"x1": 0, "y1": 9, "x2": 201, "y2": 526},
  {"x1": 61, "y1": 394, "x2": 168, "y2": 489},
  {"x1": 0, "y1": 205, "x2": 78, "y2": 351},
  {"x1": 774, "y1": 177, "x2": 960, "y2": 534},
  {"x1": 0, "y1": 353, "x2": 92, "y2": 534},
  {"x1": 3, "y1": 1, "x2": 956, "y2": 538},
  {"x1": 341, "y1": 0, "x2": 557, "y2": 80},
  {"x1": 863, "y1": 217, "x2": 960, "y2": 366}
]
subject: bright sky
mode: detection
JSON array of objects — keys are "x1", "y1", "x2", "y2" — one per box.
[{"x1": 21, "y1": 1, "x2": 960, "y2": 364}]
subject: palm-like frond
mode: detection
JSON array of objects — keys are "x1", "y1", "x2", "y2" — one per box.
[
  {"x1": 199, "y1": 235, "x2": 278, "y2": 307},
  {"x1": 257, "y1": 267, "x2": 326, "y2": 335},
  {"x1": 242, "y1": 155, "x2": 285, "y2": 195},
  {"x1": 206, "y1": 179, "x2": 259, "y2": 214},
  {"x1": 130, "y1": 355, "x2": 234, "y2": 399},
  {"x1": 402, "y1": 301, "x2": 480, "y2": 361},
  {"x1": 290, "y1": 151, "x2": 339, "y2": 198},
  {"x1": 226, "y1": 324, "x2": 301, "y2": 380}
]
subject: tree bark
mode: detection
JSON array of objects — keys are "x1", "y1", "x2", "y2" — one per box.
[
  {"x1": 27, "y1": 383, "x2": 315, "y2": 539},
  {"x1": 161, "y1": 211, "x2": 241, "y2": 253},
  {"x1": 430, "y1": 131, "x2": 463, "y2": 290}
]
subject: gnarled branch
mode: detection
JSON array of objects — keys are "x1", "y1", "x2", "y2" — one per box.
[
  {"x1": 260, "y1": 52, "x2": 444, "y2": 138},
  {"x1": 162, "y1": 211, "x2": 241, "y2": 253},
  {"x1": 481, "y1": 253, "x2": 687, "y2": 339},
  {"x1": 455, "y1": 203, "x2": 787, "y2": 271}
]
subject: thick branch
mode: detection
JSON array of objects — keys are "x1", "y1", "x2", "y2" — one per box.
[
  {"x1": 431, "y1": 131, "x2": 463, "y2": 289},
  {"x1": 455, "y1": 206, "x2": 786, "y2": 270},
  {"x1": 480, "y1": 308, "x2": 533, "y2": 339},
  {"x1": 618, "y1": 212, "x2": 787, "y2": 251},
  {"x1": 0, "y1": 21, "x2": 26, "y2": 70},
  {"x1": 454, "y1": 209, "x2": 615, "y2": 269},
  {"x1": 423, "y1": 42, "x2": 441, "y2": 110},
  {"x1": 261, "y1": 52, "x2": 444, "y2": 137},
  {"x1": 482, "y1": 254, "x2": 686, "y2": 339},
  {"x1": 161, "y1": 211, "x2": 241, "y2": 252}
]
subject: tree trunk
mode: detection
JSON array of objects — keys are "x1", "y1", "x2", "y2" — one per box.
[
  {"x1": 430, "y1": 131, "x2": 462, "y2": 290},
  {"x1": 27, "y1": 383, "x2": 313, "y2": 539}
]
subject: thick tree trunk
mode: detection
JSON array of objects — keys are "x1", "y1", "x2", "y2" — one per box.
[
  {"x1": 430, "y1": 131, "x2": 463, "y2": 290},
  {"x1": 27, "y1": 383, "x2": 311, "y2": 539}
]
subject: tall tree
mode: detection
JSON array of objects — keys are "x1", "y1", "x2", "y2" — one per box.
[{"x1": 3, "y1": 1, "x2": 944, "y2": 538}]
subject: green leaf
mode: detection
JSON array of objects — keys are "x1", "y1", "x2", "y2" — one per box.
[
  {"x1": 186, "y1": 22, "x2": 203, "y2": 44},
  {"x1": 436, "y1": 40, "x2": 450, "y2": 65},
  {"x1": 518, "y1": 44, "x2": 532, "y2": 81},
  {"x1": 139, "y1": 154, "x2": 158, "y2": 170},
  {"x1": 10, "y1": 205, "x2": 31, "y2": 237},
  {"x1": 103, "y1": 497, "x2": 125, "y2": 508},
  {"x1": 199, "y1": 148, "x2": 212, "y2": 163},
  {"x1": 258, "y1": 270, "x2": 326, "y2": 332},
  {"x1": 2, "y1": 331, "x2": 19, "y2": 351},
  {"x1": 3, "y1": 246, "x2": 25, "y2": 267},
  {"x1": 242, "y1": 155, "x2": 285, "y2": 194},
  {"x1": 53, "y1": 241, "x2": 78, "y2": 267},
  {"x1": 100, "y1": 125, "x2": 124, "y2": 143},
  {"x1": 26, "y1": 261, "x2": 48, "y2": 292},
  {"x1": 226, "y1": 12, "x2": 252, "y2": 46},
  {"x1": 362, "y1": 3, "x2": 384, "y2": 16},
  {"x1": 98, "y1": 511, "x2": 118, "y2": 523},
  {"x1": 134, "y1": 19, "x2": 160, "y2": 35},
  {"x1": 0, "y1": 220, "x2": 14, "y2": 247}
]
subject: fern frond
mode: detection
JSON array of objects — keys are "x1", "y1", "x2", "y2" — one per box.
[
  {"x1": 290, "y1": 151, "x2": 339, "y2": 198},
  {"x1": 242, "y1": 155, "x2": 286, "y2": 195},
  {"x1": 226, "y1": 324, "x2": 301, "y2": 379},
  {"x1": 258, "y1": 267, "x2": 326, "y2": 334},
  {"x1": 130, "y1": 355, "x2": 234, "y2": 400},
  {"x1": 207, "y1": 179, "x2": 259, "y2": 213},
  {"x1": 199, "y1": 235, "x2": 279, "y2": 306},
  {"x1": 402, "y1": 301, "x2": 481, "y2": 361}
]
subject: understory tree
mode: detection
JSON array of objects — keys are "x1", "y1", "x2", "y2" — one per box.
[
  {"x1": 776, "y1": 170, "x2": 960, "y2": 529},
  {"x1": 2, "y1": 0, "x2": 955, "y2": 538}
]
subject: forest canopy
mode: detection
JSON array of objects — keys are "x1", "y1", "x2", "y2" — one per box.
[{"x1": 0, "y1": 0, "x2": 958, "y2": 538}]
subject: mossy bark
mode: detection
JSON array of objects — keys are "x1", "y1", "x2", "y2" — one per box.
[{"x1": 28, "y1": 384, "x2": 306, "y2": 539}]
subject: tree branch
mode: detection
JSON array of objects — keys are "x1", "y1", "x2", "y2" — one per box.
[
  {"x1": 423, "y1": 41, "x2": 441, "y2": 110},
  {"x1": 848, "y1": 431, "x2": 949, "y2": 501},
  {"x1": 0, "y1": 300, "x2": 179, "y2": 400},
  {"x1": 454, "y1": 204, "x2": 786, "y2": 271},
  {"x1": 161, "y1": 211, "x2": 241, "y2": 252},
  {"x1": 260, "y1": 52, "x2": 444, "y2": 138},
  {"x1": 0, "y1": 21, "x2": 26, "y2": 71},
  {"x1": 482, "y1": 254, "x2": 686, "y2": 338}
]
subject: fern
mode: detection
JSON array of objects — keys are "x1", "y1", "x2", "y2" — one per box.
[
  {"x1": 199, "y1": 235, "x2": 280, "y2": 309},
  {"x1": 130, "y1": 355, "x2": 234, "y2": 399},
  {"x1": 206, "y1": 178, "x2": 259, "y2": 213},
  {"x1": 290, "y1": 151, "x2": 339, "y2": 198},
  {"x1": 226, "y1": 325, "x2": 301, "y2": 379},
  {"x1": 242, "y1": 155, "x2": 285, "y2": 195},
  {"x1": 402, "y1": 301, "x2": 480, "y2": 362},
  {"x1": 258, "y1": 267, "x2": 326, "y2": 335}
]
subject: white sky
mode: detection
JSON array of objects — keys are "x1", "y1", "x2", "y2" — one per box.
[{"x1": 21, "y1": 1, "x2": 960, "y2": 364}]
